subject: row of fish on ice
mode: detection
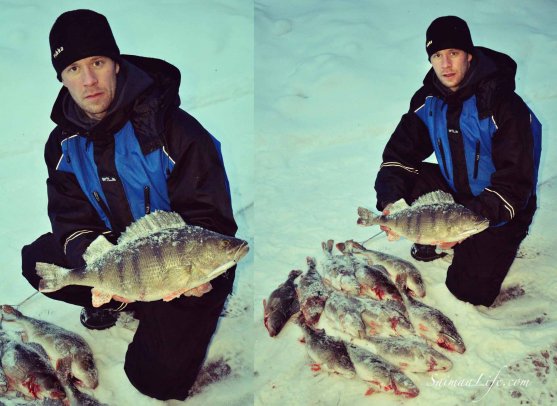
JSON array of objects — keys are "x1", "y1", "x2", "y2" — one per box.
[{"x1": 263, "y1": 191, "x2": 490, "y2": 398}]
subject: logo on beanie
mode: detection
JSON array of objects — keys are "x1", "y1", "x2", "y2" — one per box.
[
  {"x1": 53, "y1": 47, "x2": 64, "y2": 59},
  {"x1": 426, "y1": 40, "x2": 432, "y2": 48}
]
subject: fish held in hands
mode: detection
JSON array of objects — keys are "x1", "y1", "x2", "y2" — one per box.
[
  {"x1": 36, "y1": 211, "x2": 249, "y2": 307},
  {"x1": 357, "y1": 191, "x2": 489, "y2": 245}
]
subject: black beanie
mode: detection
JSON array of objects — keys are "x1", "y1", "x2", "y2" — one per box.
[
  {"x1": 425, "y1": 16, "x2": 474, "y2": 59},
  {"x1": 50, "y1": 9, "x2": 120, "y2": 81}
]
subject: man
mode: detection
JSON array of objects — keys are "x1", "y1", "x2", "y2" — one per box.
[
  {"x1": 21, "y1": 9, "x2": 238, "y2": 401},
  {"x1": 375, "y1": 16, "x2": 541, "y2": 307}
]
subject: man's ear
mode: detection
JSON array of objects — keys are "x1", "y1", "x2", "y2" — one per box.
[{"x1": 116, "y1": 62, "x2": 120, "y2": 74}]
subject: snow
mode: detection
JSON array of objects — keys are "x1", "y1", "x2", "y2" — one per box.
[{"x1": 0, "y1": 0, "x2": 556, "y2": 405}]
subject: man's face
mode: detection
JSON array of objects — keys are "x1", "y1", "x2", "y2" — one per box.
[
  {"x1": 61, "y1": 56, "x2": 119, "y2": 121},
  {"x1": 430, "y1": 49, "x2": 472, "y2": 92}
]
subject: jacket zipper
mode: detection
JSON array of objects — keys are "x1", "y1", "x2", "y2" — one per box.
[
  {"x1": 92, "y1": 191, "x2": 113, "y2": 224},
  {"x1": 144, "y1": 186, "x2": 151, "y2": 215},
  {"x1": 473, "y1": 141, "x2": 480, "y2": 179},
  {"x1": 437, "y1": 138, "x2": 449, "y2": 178}
]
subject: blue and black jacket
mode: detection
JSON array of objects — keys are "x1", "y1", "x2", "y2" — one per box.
[
  {"x1": 45, "y1": 55, "x2": 237, "y2": 268},
  {"x1": 375, "y1": 47, "x2": 541, "y2": 226}
]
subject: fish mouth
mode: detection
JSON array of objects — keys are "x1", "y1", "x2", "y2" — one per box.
[
  {"x1": 438, "y1": 333, "x2": 466, "y2": 353},
  {"x1": 233, "y1": 241, "x2": 250, "y2": 262}
]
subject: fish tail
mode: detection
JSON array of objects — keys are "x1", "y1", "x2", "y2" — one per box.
[
  {"x1": 357, "y1": 207, "x2": 380, "y2": 226},
  {"x1": 36, "y1": 262, "x2": 72, "y2": 293}
]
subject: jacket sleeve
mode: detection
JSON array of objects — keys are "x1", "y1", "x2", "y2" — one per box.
[
  {"x1": 463, "y1": 93, "x2": 535, "y2": 224},
  {"x1": 374, "y1": 90, "x2": 434, "y2": 211},
  {"x1": 45, "y1": 129, "x2": 115, "y2": 268},
  {"x1": 164, "y1": 109, "x2": 238, "y2": 237}
]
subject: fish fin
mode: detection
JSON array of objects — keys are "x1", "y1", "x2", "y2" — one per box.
[
  {"x1": 163, "y1": 288, "x2": 189, "y2": 302},
  {"x1": 83, "y1": 235, "x2": 114, "y2": 264},
  {"x1": 117, "y1": 211, "x2": 186, "y2": 245},
  {"x1": 388, "y1": 198, "x2": 410, "y2": 213},
  {"x1": 91, "y1": 289, "x2": 113, "y2": 308},
  {"x1": 357, "y1": 207, "x2": 380, "y2": 226},
  {"x1": 36, "y1": 262, "x2": 72, "y2": 292},
  {"x1": 288, "y1": 269, "x2": 303, "y2": 280},
  {"x1": 411, "y1": 190, "x2": 455, "y2": 207}
]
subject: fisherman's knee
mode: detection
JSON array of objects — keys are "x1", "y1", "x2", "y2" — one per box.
[
  {"x1": 445, "y1": 265, "x2": 503, "y2": 306},
  {"x1": 124, "y1": 352, "x2": 199, "y2": 401}
]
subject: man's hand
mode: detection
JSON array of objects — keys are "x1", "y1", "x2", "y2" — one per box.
[
  {"x1": 183, "y1": 282, "x2": 213, "y2": 297},
  {"x1": 437, "y1": 241, "x2": 461, "y2": 250},
  {"x1": 380, "y1": 204, "x2": 400, "y2": 241}
]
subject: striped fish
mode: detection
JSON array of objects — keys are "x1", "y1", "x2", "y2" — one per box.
[
  {"x1": 298, "y1": 322, "x2": 355, "y2": 378},
  {"x1": 357, "y1": 190, "x2": 489, "y2": 245},
  {"x1": 337, "y1": 240, "x2": 426, "y2": 298},
  {"x1": 0, "y1": 330, "x2": 66, "y2": 401},
  {"x1": 36, "y1": 211, "x2": 249, "y2": 307},
  {"x1": 322, "y1": 240, "x2": 402, "y2": 302},
  {"x1": 323, "y1": 292, "x2": 414, "y2": 339},
  {"x1": 361, "y1": 336, "x2": 452, "y2": 373},
  {"x1": 0, "y1": 305, "x2": 98, "y2": 389},
  {"x1": 404, "y1": 295, "x2": 466, "y2": 354},
  {"x1": 346, "y1": 344, "x2": 419, "y2": 398},
  {"x1": 263, "y1": 270, "x2": 302, "y2": 337},
  {"x1": 296, "y1": 257, "x2": 330, "y2": 327}
]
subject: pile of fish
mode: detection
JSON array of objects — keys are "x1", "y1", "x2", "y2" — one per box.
[
  {"x1": 0, "y1": 305, "x2": 105, "y2": 405},
  {"x1": 37, "y1": 210, "x2": 249, "y2": 307},
  {"x1": 263, "y1": 239, "x2": 466, "y2": 398}
]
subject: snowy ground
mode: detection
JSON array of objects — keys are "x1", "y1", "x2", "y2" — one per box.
[
  {"x1": 1, "y1": 0, "x2": 557, "y2": 405},
  {"x1": 254, "y1": 1, "x2": 557, "y2": 405},
  {"x1": 0, "y1": 1, "x2": 253, "y2": 405}
]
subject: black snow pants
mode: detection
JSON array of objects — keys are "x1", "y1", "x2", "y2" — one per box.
[
  {"x1": 406, "y1": 163, "x2": 536, "y2": 307},
  {"x1": 21, "y1": 232, "x2": 235, "y2": 401}
]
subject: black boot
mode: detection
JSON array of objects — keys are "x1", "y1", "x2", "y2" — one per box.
[
  {"x1": 80, "y1": 307, "x2": 120, "y2": 330},
  {"x1": 410, "y1": 244, "x2": 447, "y2": 262}
]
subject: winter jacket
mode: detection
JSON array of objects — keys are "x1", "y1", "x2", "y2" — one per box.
[
  {"x1": 375, "y1": 47, "x2": 541, "y2": 225},
  {"x1": 45, "y1": 55, "x2": 237, "y2": 268}
]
